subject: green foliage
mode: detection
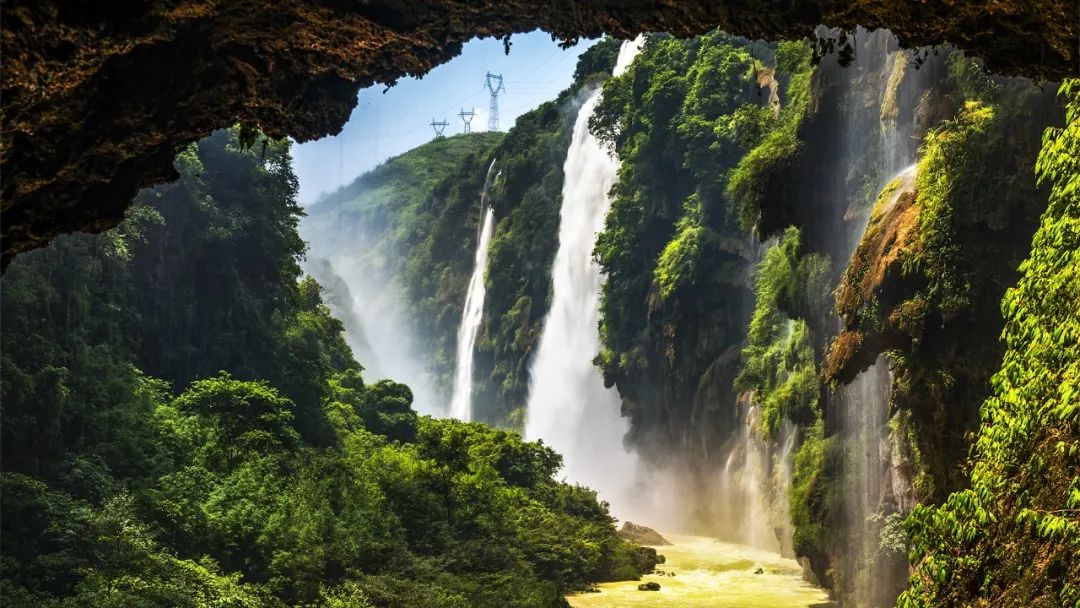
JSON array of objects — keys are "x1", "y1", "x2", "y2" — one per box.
[
  {"x1": 736, "y1": 227, "x2": 830, "y2": 436},
  {"x1": 653, "y1": 196, "x2": 706, "y2": 301},
  {"x1": 1, "y1": 128, "x2": 654, "y2": 607},
  {"x1": 906, "y1": 101, "x2": 996, "y2": 314},
  {"x1": 589, "y1": 31, "x2": 794, "y2": 455},
  {"x1": 0, "y1": 476, "x2": 273, "y2": 608},
  {"x1": 572, "y1": 36, "x2": 622, "y2": 84},
  {"x1": 726, "y1": 40, "x2": 814, "y2": 231},
  {"x1": 174, "y1": 374, "x2": 300, "y2": 463},
  {"x1": 901, "y1": 75, "x2": 1051, "y2": 319},
  {"x1": 788, "y1": 421, "x2": 837, "y2": 564},
  {"x1": 900, "y1": 79, "x2": 1080, "y2": 608}
]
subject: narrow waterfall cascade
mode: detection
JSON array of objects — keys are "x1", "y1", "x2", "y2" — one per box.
[
  {"x1": 836, "y1": 155, "x2": 921, "y2": 608},
  {"x1": 714, "y1": 398, "x2": 781, "y2": 551},
  {"x1": 525, "y1": 37, "x2": 646, "y2": 518},
  {"x1": 839, "y1": 358, "x2": 894, "y2": 608},
  {"x1": 829, "y1": 38, "x2": 924, "y2": 608},
  {"x1": 449, "y1": 159, "x2": 499, "y2": 421},
  {"x1": 773, "y1": 421, "x2": 798, "y2": 557}
]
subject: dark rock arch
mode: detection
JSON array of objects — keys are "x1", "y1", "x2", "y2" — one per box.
[{"x1": 2, "y1": 0, "x2": 1076, "y2": 266}]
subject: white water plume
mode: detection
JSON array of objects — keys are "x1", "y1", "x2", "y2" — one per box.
[
  {"x1": 774, "y1": 420, "x2": 798, "y2": 557},
  {"x1": 712, "y1": 399, "x2": 790, "y2": 552},
  {"x1": 300, "y1": 228, "x2": 442, "y2": 415},
  {"x1": 839, "y1": 357, "x2": 893, "y2": 607},
  {"x1": 525, "y1": 36, "x2": 645, "y2": 520},
  {"x1": 449, "y1": 159, "x2": 499, "y2": 421},
  {"x1": 835, "y1": 42, "x2": 921, "y2": 608}
]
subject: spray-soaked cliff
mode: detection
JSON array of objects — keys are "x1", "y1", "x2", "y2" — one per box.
[{"x1": 588, "y1": 28, "x2": 1065, "y2": 607}]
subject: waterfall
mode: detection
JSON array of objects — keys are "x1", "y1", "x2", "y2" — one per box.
[
  {"x1": 449, "y1": 159, "x2": 499, "y2": 422},
  {"x1": 714, "y1": 397, "x2": 781, "y2": 551},
  {"x1": 829, "y1": 31, "x2": 927, "y2": 606},
  {"x1": 525, "y1": 37, "x2": 645, "y2": 518},
  {"x1": 742, "y1": 405, "x2": 772, "y2": 549},
  {"x1": 839, "y1": 358, "x2": 893, "y2": 607},
  {"x1": 774, "y1": 420, "x2": 798, "y2": 557}
]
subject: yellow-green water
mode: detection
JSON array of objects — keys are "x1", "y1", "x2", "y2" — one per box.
[{"x1": 568, "y1": 534, "x2": 831, "y2": 608}]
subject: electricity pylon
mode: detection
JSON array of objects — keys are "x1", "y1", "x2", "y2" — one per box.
[
  {"x1": 484, "y1": 72, "x2": 505, "y2": 131},
  {"x1": 430, "y1": 118, "x2": 449, "y2": 139},
  {"x1": 459, "y1": 108, "x2": 476, "y2": 133}
]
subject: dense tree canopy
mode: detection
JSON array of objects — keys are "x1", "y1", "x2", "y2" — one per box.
[{"x1": 0, "y1": 128, "x2": 655, "y2": 608}]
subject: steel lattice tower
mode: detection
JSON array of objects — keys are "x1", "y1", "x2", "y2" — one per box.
[
  {"x1": 484, "y1": 72, "x2": 505, "y2": 131},
  {"x1": 459, "y1": 108, "x2": 476, "y2": 133},
  {"x1": 430, "y1": 118, "x2": 449, "y2": 138}
]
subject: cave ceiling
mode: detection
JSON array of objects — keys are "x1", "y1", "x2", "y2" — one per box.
[{"x1": 2, "y1": 0, "x2": 1076, "y2": 267}]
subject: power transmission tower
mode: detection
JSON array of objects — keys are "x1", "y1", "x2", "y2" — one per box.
[
  {"x1": 484, "y1": 72, "x2": 505, "y2": 131},
  {"x1": 430, "y1": 117, "x2": 449, "y2": 139},
  {"x1": 459, "y1": 108, "x2": 476, "y2": 133}
]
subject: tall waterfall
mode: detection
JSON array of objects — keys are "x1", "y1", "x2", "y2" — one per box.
[
  {"x1": 449, "y1": 159, "x2": 499, "y2": 422},
  {"x1": 831, "y1": 32, "x2": 928, "y2": 607},
  {"x1": 714, "y1": 397, "x2": 781, "y2": 551},
  {"x1": 525, "y1": 37, "x2": 645, "y2": 518}
]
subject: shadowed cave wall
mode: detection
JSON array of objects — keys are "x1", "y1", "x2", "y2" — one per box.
[{"x1": 2, "y1": 0, "x2": 1077, "y2": 267}]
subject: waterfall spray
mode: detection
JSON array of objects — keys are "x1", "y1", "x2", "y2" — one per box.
[
  {"x1": 839, "y1": 358, "x2": 893, "y2": 607},
  {"x1": 449, "y1": 159, "x2": 499, "y2": 421},
  {"x1": 714, "y1": 396, "x2": 782, "y2": 551},
  {"x1": 525, "y1": 37, "x2": 645, "y2": 518}
]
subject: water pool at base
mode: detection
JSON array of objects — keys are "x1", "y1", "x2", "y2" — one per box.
[{"x1": 568, "y1": 534, "x2": 832, "y2": 608}]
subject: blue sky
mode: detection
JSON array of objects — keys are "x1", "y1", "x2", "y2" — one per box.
[{"x1": 291, "y1": 31, "x2": 596, "y2": 205}]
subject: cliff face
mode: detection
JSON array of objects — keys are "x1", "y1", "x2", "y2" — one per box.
[
  {"x1": 826, "y1": 84, "x2": 1057, "y2": 502},
  {"x1": 587, "y1": 27, "x2": 1064, "y2": 603},
  {"x1": 2, "y1": 0, "x2": 1077, "y2": 267}
]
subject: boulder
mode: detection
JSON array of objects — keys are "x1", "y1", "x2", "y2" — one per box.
[
  {"x1": 638, "y1": 582, "x2": 661, "y2": 591},
  {"x1": 618, "y1": 521, "x2": 671, "y2": 545}
]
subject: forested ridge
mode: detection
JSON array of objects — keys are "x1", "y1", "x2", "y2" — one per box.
[{"x1": 0, "y1": 129, "x2": 657, "y2": 607}]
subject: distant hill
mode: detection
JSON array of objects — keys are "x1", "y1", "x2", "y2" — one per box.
[{"x1": 307, "y1": 131, "x2": 505, "y2": 219}]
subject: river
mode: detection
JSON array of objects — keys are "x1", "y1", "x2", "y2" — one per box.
[{"x1": 568, "y1": 533, "x2": 831, "y2": 608}]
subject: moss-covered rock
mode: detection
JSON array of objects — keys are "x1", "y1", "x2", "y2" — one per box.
[
  {"x1": 900, "y1": 78, "x2": 1080, "y2": 608},
  {"x1": 826, "y1": 72, "x2": 1059, "y2": 503}
]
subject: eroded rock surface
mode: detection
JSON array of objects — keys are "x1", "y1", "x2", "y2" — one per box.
[
  {"x1": 618, "y1": 521, "x2": 671, "y2": 546},
  {"x1": 2, "y1": 0, "x2": 1076, "y2": 266}
]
